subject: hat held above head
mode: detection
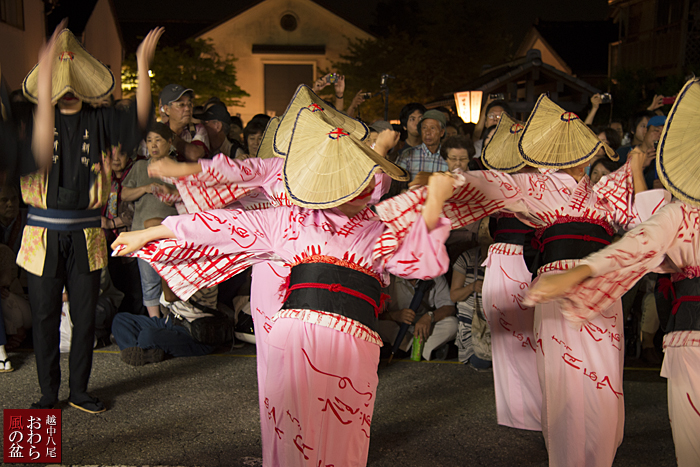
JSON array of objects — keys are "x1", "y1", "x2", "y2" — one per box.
[
  {"x1": 481, "y1": 112, "x2": 526, "y2": 173},
  {"x1": 283, "y1": 107, "x2": 408, "y2": 209},
  {"x1": 23, "y1": 29, "x2": 115, "y2": 104},
  {"x1": 656, "y1": 77, "x2": 700, "y2": 207},
  {"x1": 273, "y1": 85, "x2": 369, "y2": 158},
  {"x1": 518, "y1": 94, "x2": 617, "y2": 169}
]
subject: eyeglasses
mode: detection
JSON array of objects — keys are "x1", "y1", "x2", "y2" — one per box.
[
  {"x1": 170, "y1": 101, "x2": 193, "y2": 110},
  {"x1": 487, "y1": 113, "x2": 502, "y2": 120}
]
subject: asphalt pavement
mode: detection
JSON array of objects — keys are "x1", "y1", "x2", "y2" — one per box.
[{"x1": 1, "y1": 343, "x2": 676, "y2": 467}]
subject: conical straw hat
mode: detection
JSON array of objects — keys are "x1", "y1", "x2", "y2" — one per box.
[
  {"x1": 518, "y1": 94, "x2": 617, "y2": 169},
  {"x1": 283, "y1": 107, "x2": 409, "y2": 208},
  {"x1": 481, "y1": 113, "x2": 526, "y2": 173},
  {"x1": 255, "y1": 116, "x2": 281, "y2": 159},
  {"x1": 273, "y1": 85, "x2": 368, "y2": 157},
  {"x1": 23, "y1": 29, "x2": 114, "y2": 104},
  {"x1": 656, "y1": 77, "x2": 700, "y2": 206}
]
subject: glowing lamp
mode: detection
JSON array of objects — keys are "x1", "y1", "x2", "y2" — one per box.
[{"x1": 454, "y1": 91, "x2": 483, "y2": 124}]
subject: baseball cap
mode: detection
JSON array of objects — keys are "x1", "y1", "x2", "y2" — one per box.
[
  {"x1": 160, "y1": 84, "x2": 193, "y2": 106},
  {"x1": 369, "y1": 120, "x2": 393, "y2": 133},
  {"x1": 647, "y1": 115, "x2": 666, "y2": 127},
  {"x1": 419, "y1": 109, "x2": 447, "y2": 129},
  {"x1": 193, "y1": 102, "x2": 231, "y2": 125}
]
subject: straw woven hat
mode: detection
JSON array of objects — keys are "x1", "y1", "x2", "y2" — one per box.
[
  {"x1": 518, "y1": 95, "x2": 617, "y2": 169},
  {"x1": 256, "y1": 117, "x2": 281, "y2": 159},
  {"x1": 657, "y1": 77, "x2": 700, "y2": 206},
  {"x1": 283, "y1": 107, "x2": 408, "y2": 208},
  {"x1": 481, "y1": 113, "x2": 526, "y2": 173},
  {"x1": 273, "y1": 85, "x2": 368, "y2": 157},
  {"x1": 23, "y1": 29, "x2": 114, "y2": 104}
]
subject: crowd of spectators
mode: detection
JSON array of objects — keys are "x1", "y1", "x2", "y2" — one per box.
[{"x1": 1, "y1": 65, "x2": 673, "y2": 379}]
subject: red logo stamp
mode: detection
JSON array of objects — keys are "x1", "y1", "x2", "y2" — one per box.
[{"x1": 4, "y1": 409, "x2": 61, "y2": 463}]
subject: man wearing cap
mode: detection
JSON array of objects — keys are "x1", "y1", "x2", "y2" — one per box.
[
  {"x1": 395, "y1": 109, "x2": 448, "y2": 180},
  {"x1": 17, "y1": 23, "x2": 162, "y2": 413},
  {"x1": 159, "y1": 84, "x2": 209, "y2": 162},
  {"x1": 194, "y1": 102, "x2": 239, "y2": 159}
]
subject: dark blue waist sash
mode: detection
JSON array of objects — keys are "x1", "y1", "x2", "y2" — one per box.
[{"x1": 27, "y1": 206, "x2": 102, "y2": 231}]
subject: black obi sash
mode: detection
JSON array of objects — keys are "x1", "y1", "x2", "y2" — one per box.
[
  {"x1": 524, "y1": 222, "x2": 613, "y2": 276},
  {"x1": 281, "y1": 262, "x2": 382, "y2": 333},
  {"x1": 492, "y1": 216, "x2": 534, "y2": 246},
  {"x1": 656, "y1": 276, "x2": 700, "y2": 333}
]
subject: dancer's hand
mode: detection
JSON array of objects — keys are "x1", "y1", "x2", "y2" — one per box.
[
  {"x1": 136, "y1": 27, "x2": 164, "y2": 69},
  {"x1": 112, "y1": 230, "x2": 151, "y2": 256},
  {"x1": 374, "y1": 129, "x2": 399, "y2": 157},
  {"x1": 409, "y1": 171, "x2": 432, "y2": 187},
  {"x1": 524, "y1": 265, "x2": 593, "y2": 306}
]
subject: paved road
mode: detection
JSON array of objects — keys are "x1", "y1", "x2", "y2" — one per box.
[{"x1": 1, "y1": 344, "x2": 675, "y2": 466}]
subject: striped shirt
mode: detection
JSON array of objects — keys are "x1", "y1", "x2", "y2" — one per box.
[{"x1": 395, "y1": 143, "x2": 448, "y2": 179}]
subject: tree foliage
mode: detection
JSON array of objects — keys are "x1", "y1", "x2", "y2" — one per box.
[
  {"x1": 122, "y1": 38, "x2": 248, "y2": 106},
  {"x1": 332, "y1": 0, "x2": 513, "y2": 121}
]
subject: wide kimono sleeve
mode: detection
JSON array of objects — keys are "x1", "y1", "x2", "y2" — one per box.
[
  {"x1": 165, "y1": 155, "x2": 288, "y2": 213},
  {"x1": 593, "y1": 159, "x2": 670, "y2": 230},
  {"x1": 550, "y1": 201, "x2": 684, "y2": 327},
  {"x1": 127, "y1": 207, "x2": 285, "y2": 300},
  {"x1": 374, "y1": 170, "x2": 526, "y2": 250}
]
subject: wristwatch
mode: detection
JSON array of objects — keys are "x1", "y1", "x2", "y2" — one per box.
[{"x1": 427, "y1": 311, "x2": 435, "y2": 324}]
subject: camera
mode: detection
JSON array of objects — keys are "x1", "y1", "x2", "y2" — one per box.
[
  {"x1": 600, "y1": 93, "x2": 612, "y2": 104},
  {"x1": 489, "y1": 93, "x2": 505, "y2": 100},
  {"x1": 360, "y1": 92, "x2": 373, "y2": 99},
  {"x1": 662, "y1": 96, "x2": 676, "y2": 105},
  {"x1": 326, "y1": 73, "x2": 338, "y2": 84}
]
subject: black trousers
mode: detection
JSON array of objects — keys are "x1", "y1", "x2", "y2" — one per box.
[{"x1": 28, "y1": 232, "x2": 100, "y2": 403}]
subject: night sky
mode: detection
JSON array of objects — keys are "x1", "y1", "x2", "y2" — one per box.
[{"x1": 106, "y1": 0, "x2": 609, "y2": 53}]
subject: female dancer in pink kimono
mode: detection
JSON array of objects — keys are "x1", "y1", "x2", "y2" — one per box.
[
  {"x1": 526, "y1": 78, "x2": 700, "y2": 467},
  {"x1": 114, "y1": 106, "x2": 452, "y2": 467},
  {"x1": 388, "y1": 95, "x2": 668, "y2": 467},
  {"x1": 147, "y1": 109, "x2": 392, "y2": 460},
  {"x1": 479, "y1": 114, "x2": 541, "y2": 431}
]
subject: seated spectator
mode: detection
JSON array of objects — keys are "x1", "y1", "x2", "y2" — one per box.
[
  {"x1": 451, "y1": 220, "x2": 493, "y2": 370},
  {"x1": 395, "y1": 109, "x2": 448, "y2": 179},
  {"x1": 121, "y1": 123, "x2": 179, "y2": 317},
  {"x1": 195, "y1": 102, "x2": 241, "y2": 159},
  {"x1": 378, "y1": 275, "x2": 457, "y2": 361},
  {"x1": 0, "y1": 183, "x2": 26, "y2": 255},
  {"x1": 442, "y1": 136, "x2": 475, "y2": 173},
  {"x1": 111, "y1": 285, "x2": 219, "y2": 365},
  {"x1": 160, "y1": 84, "x2": 209, "y2": 161},
  {"x1": 0, "y1": 244, "x2": 30, "y2": 350},
  {"x1": 236, "y1": 120, "x2": 266, "y2": 159},
  {"x1": 590, "y1": 157, "x2": 621, "y2": 186}
]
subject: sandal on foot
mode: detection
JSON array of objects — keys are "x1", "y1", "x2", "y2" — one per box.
[
  {"x1": 0, "y1": 359, "x2": 13, "y2": 372},
  {"x1": 68, "y1": 396, "x2": 106, "y2": 414}
]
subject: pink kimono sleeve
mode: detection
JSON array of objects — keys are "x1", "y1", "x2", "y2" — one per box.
[
  {"x1": 374, "y1": 216, "x2": 451, "y2": 281},
  {"x1": 167, "y1": 155, "x2": 287, "y2": 213},
  {"x1": 551, "y1": 202, "x2": 683, "y2": 327},
  {"x1": 375, "y1": 170, "x2": 523, "y2": 247},
  {"x1": 593, "y1": 160, "x2": 669, "y2": 229},
  {"x1": 128, "y1": 208, "x2": 284, "y2": 300}
]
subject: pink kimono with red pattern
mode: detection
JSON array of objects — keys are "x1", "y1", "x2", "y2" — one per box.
[
  {"x1": 557, "y1": 201, "x2": 700, "y2": 466},
  {"x1": 376, "y1": 162, "x2": 667, "y2": 467},
  {"x1": 134, "y1": 156, "x2": 420, "y2": 467}
]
